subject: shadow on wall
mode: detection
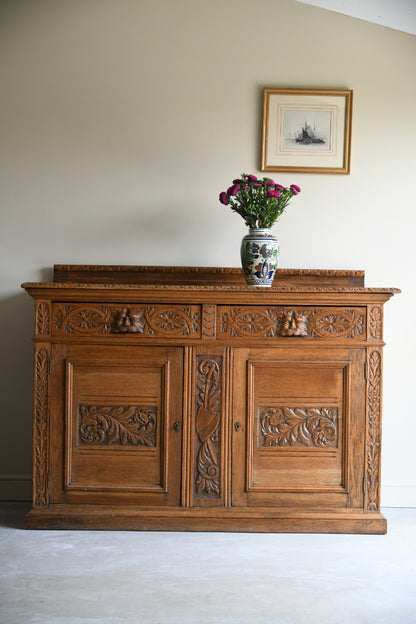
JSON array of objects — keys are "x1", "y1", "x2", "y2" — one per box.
[{"x1": 0, "y1": 293, "x2": 34, "y2": 483}]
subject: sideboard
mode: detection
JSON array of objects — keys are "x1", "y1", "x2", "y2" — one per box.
[{"x1": 22, "y1": 265, "x2": 399, "y2": 533}]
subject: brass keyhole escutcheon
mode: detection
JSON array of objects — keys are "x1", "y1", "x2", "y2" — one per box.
[
  {"x1": 173, "y1": 421, "x2": 180, "y2": 432},
  {"x1": 234, "y1": 422, "x2": 241, "y2": 432}
]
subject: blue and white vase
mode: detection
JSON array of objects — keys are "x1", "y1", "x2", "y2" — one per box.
[{"x1": 240, "y1": 228, "x2": 279, "y2": 287}]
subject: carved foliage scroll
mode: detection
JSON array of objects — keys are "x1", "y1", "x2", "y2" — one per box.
[
  {"x1": 194, "y1": 357, "x2": 222, "y2": 497},
  {"x1": 366, "y1": 350, "x2": 382, "y2": 511},
  {"x1": 219, "y1": 307, "x2": 365, "y2": 339},
  {"x1": 78, "y1": 405, "x2": 157, "y2": 447},
  {"x1": 34, "y1": 348, "x2": 49, "y2": 505},
  {"x1": 54, "y1": 304, "x2": 200, "y2": 337},
  {"x1": 259, "y1": 407, "x2": 338, "y2": 448}
]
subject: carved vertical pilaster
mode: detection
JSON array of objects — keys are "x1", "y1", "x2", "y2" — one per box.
[
  {"x1": 365, "y1": 349, "x2": 382, "y2": 511},
  {"x1": 181, "y1": 347, "x2": 194, "y2": 508},
  {"x1": 202, "y1": 305, "x2": 216, "y2": 339},
  {"x1": 369, "y1": 306, "x2": 383, "y2": 341},
  {"x1": 35, "y1": 301, "x2": 50, "y2": 336},
  {"x1": 33, "y1": 347, "x2": 49, "y2": 505}
]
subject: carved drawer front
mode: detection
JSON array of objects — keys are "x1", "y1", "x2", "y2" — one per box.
[
  {"x1": 219, "y1": 306, "x2": 366, "y2": 340},
  {"x1": 53, "y1": 303, "x2": 201, "y2": 338}
]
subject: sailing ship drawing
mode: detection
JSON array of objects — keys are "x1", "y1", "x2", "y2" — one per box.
[
  {"x1": 295, "y1": 121, "x2": 325, "y2": 145},
  {"x1": 282, "y1": 109, "x2": 331, "y2": 150}
]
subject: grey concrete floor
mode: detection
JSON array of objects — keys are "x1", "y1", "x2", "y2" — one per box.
[{"x1": 1, "y1": 504, "x2": 415, "y2": 624}]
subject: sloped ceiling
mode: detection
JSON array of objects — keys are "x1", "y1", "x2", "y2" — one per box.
[{"x1": 296, "y1": 0, "x2": 416, "y2": 36}]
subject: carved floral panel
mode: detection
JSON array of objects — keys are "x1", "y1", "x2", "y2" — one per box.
[
  {"x1": 219, "y1": 306, "x2": 365, "y2": 340},
  {"x1": 258, "y1": 406, "x2": 338, "y2": 448},
  {"x1": 78, "y1": 405, "x2": 157, "y2": 447},
  {"x1": 309, "y1": 309, "x2": 364, "y2": 338},
  {"x1": 54, "y1": 304, "x2": 201, "y2": 337},
  {"x1": 55, "y1": 305, "x2": 111, "y2": 334},
  {"x1": 194, "y1": 356, "x2": 222, "y2": 497}
]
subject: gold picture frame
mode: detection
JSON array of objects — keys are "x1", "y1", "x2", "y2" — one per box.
[{"x1": 261, "y1": 88, "x2": 353, "y2": 174}]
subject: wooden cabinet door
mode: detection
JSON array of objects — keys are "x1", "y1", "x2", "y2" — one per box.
[
  {"x1": 232, "y1": 347, "x2": 365, "y2": 510},
  {"x1": 49, "y1": 345, "x2": 183, "y2": 506}
]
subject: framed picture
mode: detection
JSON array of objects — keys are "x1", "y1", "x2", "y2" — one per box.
[{"x1": 261, "y1": 88, "x2": 353, "y2": 174}]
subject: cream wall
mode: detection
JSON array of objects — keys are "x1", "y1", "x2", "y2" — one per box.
[{"x1": 1, "y1": 0, "x2": 415, "y2": 505}]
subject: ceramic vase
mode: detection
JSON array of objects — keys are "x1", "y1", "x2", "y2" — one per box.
[{"x1": 240, "y1": 228, "x2": 279, "y2": 287}]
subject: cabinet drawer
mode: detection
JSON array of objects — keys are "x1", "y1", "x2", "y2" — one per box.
[
  {"x1": 52, "y1": 303, "x2": 202, "y2": 338},
  {"x1": 218, "y1": 306, "x2": 366, "y2": 340}
]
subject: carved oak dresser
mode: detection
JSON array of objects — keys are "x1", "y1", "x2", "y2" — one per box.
[{"x1": 22, "y1": 265, "x2": 399, "y2": 533}]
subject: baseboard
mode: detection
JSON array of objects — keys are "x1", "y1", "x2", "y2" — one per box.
[
  {"x1": 0, "y1": 476, "x2": 31, "y2": 501},
  {"x1": 381, "y1": 486, "x2": 416, "y2": 508}
]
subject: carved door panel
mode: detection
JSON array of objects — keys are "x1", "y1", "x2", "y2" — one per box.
[
  {"x1": 232, "y1": 347, "x2": 366, "y2": 509},
  {"x1": 49, "y1": 345, "x2": 183, "y2": 506}
]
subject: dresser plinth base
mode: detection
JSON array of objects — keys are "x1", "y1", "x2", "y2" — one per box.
[{"x1": 25, "y1": 506, "x2": 387, "y2": 534}]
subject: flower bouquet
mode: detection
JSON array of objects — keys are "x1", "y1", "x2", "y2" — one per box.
[
  {"x1": 219, "y1": 173, "x2": 300, "y2": 229},
  {"x1": 219, "y1": 173, "x2": 301, "y2": 287}
]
